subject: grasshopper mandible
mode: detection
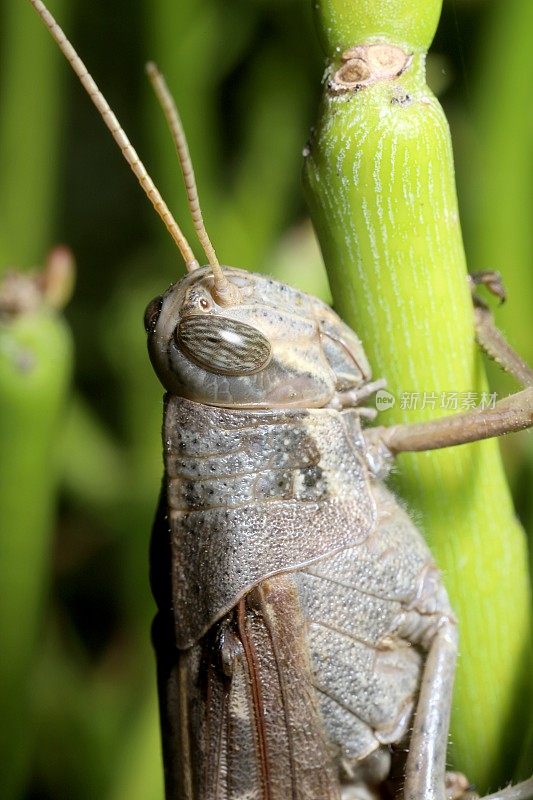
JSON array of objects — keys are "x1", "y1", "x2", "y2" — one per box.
[{"x1": 28, "y1": 1, "x2": 533, "y2": 798}]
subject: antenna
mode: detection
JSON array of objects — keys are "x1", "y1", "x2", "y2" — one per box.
[
  {"x1": 146, "y1": 63, "x2": 239, "y2": 306},
  {"x1": 27, "y1": 0, "x2": 199, "y2": 272}
]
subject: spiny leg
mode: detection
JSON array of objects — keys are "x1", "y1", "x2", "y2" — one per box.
[
  {"x1": 404, "y1": 618, "x2": 458, "y2": 800},
  {"x1": 469, "y1": 271, "x2": 533, "y2": 389},
  {"x1": 478, "y1": 777, "x2": 533, "y2": 800},
  {"x1": 442, "y1": 776, "x2": 533, "y2": 800}
]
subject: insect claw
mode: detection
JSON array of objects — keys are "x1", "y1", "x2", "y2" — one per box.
[{"x1": 469, "y1": 270, "x2": 506, "y2": 306}]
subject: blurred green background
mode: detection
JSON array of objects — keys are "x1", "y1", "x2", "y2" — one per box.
[{"x1": 0, "y1": 0, "x2": 531, "y2": 798}]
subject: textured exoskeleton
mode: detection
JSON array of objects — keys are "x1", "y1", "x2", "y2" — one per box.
[{"x1": 146, "y1": 267, "x2": 533, "y2": 800}]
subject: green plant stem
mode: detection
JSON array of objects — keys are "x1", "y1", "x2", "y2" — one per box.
[
  {"x1": 304, "y1": 0, "x2": 532, "y2": 789},
  {"x1": 0, "y1": 295, "x2": 72, "y2": 799},
  {"x1": 0, "y1": 0, "x2": 67, "y2": 270}
]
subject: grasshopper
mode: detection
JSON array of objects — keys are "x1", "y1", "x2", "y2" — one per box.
[{"x1": 28, "y1": 1, "x2": 533, "y2": 798}]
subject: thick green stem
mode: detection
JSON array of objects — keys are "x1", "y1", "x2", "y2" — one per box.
[
  {"x1": 313, "y1": 0, "x2": 442, "y2": 54},
  {"x1": 0, "y1": 266, "x2": 73, "y2": 799},
  {"x1": 304, "y1": 0, "x2": 532, "y2": 790}
]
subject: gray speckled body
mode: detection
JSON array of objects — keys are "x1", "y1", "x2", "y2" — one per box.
[
  {"x1": 156, "y1": 397, "x2": 452, "y2": 799},
  {"x1": 296, "y1": 481, "x2": 452, "y2": 781},
  {"x1": 164, "y1": 398, "x2": 376, "y2": 649},
  {"x1": 147, "y1": 268, "x2": 456, "y2": 800}
]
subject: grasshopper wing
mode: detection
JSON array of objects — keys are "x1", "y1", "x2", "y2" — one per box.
[{"x1": 153, "y1": 571, "x2": 339, "y2": 800}]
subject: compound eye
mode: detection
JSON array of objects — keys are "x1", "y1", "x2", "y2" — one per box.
[
  {"x1": 144, "y1": 296, "x2": 164, "y2": 333},
  {"x1": 176, "y1": 315, "x2": 272, "y2": 376}
]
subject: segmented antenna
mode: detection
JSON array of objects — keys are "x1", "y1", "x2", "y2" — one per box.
[
  {"x1": 146, "y1": 63, "x2": 237, "y2": 304},
  {"x1": 27, "y1": 0, "x2": 199, "y2": 272}
]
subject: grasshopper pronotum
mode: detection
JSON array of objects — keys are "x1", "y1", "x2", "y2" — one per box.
[{"x1": 28, "y1": 1, "x2": 533, "y2": 798}]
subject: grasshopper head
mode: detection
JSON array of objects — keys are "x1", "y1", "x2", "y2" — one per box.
[{"x1": 145, "y1": 267, "x2": 371, "y2": 409}]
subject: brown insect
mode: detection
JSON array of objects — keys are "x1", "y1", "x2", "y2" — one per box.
[{"x1": 28, "y1": 2, "x2": 533, "y2": 798}]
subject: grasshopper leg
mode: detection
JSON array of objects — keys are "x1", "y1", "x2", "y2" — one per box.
[
  {"x1": 377, "y1": 387, "x2": 533, "y2": 454},
  {"x1": 402, "y1": 620, "x2": 531, "y2": 800},
  {"x1": 470, "y1": 271, "x2": 533, "y2": 389},
  {"x1": 404, "y1": 618, "x2": 458, "y2": 800},
  {"x1": 469, "y1": 270, "x2": 507, "y2": 304},
  {"x1": 478, "y1": 777, "x2": 533, "y2": 800}
]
